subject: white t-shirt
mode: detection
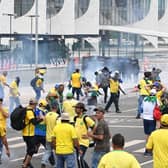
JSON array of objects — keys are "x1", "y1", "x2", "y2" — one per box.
[{"x1": 142, "y1": 100, "x2": 156, "y2": 120}]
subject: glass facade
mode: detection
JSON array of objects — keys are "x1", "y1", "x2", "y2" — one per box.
[
  {"x1": 100, "y1": 0, "x2": 151, "y2": 25},
  {"x1": 75, "y1": 0, "x2": 90, "y2": 18},
  {"x1": 47, "y1": 0, "x2": 64, "y2": 19},
  {"x1": 158, "y1": 0, "x2": 166, "y2": 20},
  {"x1": 14, "y1": 0, "x2": 34, "y2": 18}
]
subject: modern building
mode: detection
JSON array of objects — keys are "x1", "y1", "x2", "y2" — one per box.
[{"x1": 0, "y1": 0, "x2": 168, "y2": 65}]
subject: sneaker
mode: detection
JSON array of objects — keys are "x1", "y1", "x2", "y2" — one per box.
[
  {"x1": 0, "y1": 155, "x2": 2, "y2": 164},
  {"x1": 41, "y1": 164, "x2": 46, "y2": 168},
  {"x1": 28, "y1": 163, "x2": 34, "y2": 168},
  {"x1": 136, "y1": 114, "x2": 141, "y2": 119},
  {"x1": 116, "y1": 110, "x2": 122, "y2": 113},
  {"x1": 144, "y1": 151, "x2": 152, "y2": 157}
]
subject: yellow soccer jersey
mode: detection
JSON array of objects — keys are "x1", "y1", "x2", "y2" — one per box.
[
  {"x1": 98, "y1": 150, "x2": 141, "y2": 168},
  {"x1": 71, "y1": 72, "x2": 81, "y2": 88},
  {"x1": 146, "y1": 129, "x2": 168, "y2": 168},
  {"x1": 52, "y1": 123, "x2": 77, "y2": 154}
]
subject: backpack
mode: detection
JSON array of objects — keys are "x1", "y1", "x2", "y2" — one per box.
[
  {"x1": 74, "y1": 115, "x2": 95, "y2": 148},
  {"x1": 30, "y1": 76, "x2": 38, "y2": 88},
  {"x1": 10, "y1": 105, "x2": 27, "y2": 130}
]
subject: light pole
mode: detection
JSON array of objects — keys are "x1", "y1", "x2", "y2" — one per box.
[
  {"x1": 35, "y1": 0, "x2": 39, "y2": 68},
  {"x1": 2, "y1": 13, "x2": 16, "y2": 49},
  {"x1": 27, "y1": 15, "x2": 36, "y2": 34}
]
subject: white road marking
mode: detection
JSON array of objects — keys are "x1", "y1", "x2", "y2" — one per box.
[
  {"x1": 109, "y1": 125, "x2": 143, "y2": 128},
  {"x1": 134, "y1": 147, "x2": 145, "y2": 153},
  {"x1": 8, "y1": 137, "x2": 22, "y2": 142},
  {"x1": 10, "y1": 152, "x2": 44, "y2": 162},
  {"x1": 140, "y1": 160, "x2": 153, "y2": 166},
  {"x1": 125, "y1": 140, "x2": 145, "y2": 148},
  {"x1": 9, "y1": 143, "x2": 25, "y2": 148}
]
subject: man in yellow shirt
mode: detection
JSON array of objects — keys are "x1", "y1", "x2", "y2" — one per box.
[
  {"x1": 71, "y1": 69, "x2": 82, "y2": 100},
  {"x1": 98, "y1": 134, "x2": 141, "y2": 168},
  {"x1": 74, "y1": 102, "x2": 96, "y2": 159},
  {"x1": 146, "y1": 114, "x2": 168, "y2": 168},
  {"x1": 105, "y1": 73, "x2": 126, "y2": 113},
  {"x1": 41, "y1": 101, "x2": 59, "y2": 168},
  {"x1": 0, "y1": 71, "x2": 9, "y2": 99},
  {"x1": 52, "y1": 113, "x2": 80, "y2": 168},
  {"x1": 9, "y1": 76, "x2": 21, "y2": 115},
  {"x1": 0, "y1": 98, "x2": 10, "y2": 164},
  {"x1": 62, "y1": 92, "x2": 78, "y2": 123},
  {"x1": 22, "y1": 98, "x2": 43, "y2": 168}
]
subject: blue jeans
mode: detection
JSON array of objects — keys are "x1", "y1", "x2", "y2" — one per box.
[
  {"x1": 137, "y1": 95, "x2": 145, "y2": 116},
  {"x1": 33, "y1": 87, "x2": 41, "y2": 101},
  {"x1": 9, "y1": 96, "x2": 21, "y2": 113},
  {"x1": 56, "y1": 153, "x2": 76, "y2": 168},
  {"x1": 41, "y1": 141, "x2": 56, "y2": 166},
  {"x1": 92, "y1": 151, "x2": 106, "y2": 168},
  {"x1": 0, "y1": 139, "x2": 3, "y2": 156}
]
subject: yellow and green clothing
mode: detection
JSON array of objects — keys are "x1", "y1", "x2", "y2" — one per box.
[{"x1": 71, "y1": 72, "x2": 81, "y2": 88}]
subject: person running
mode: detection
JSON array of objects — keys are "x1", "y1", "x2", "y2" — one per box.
[
  {"x1": 0, "y1": 71, "x2": 9, "y2": 99},
  {"x1": 41, "y1": 101, "x2": 59, "y2": 168},
  {"x1": 146, "y1": 114, "x2": 168, "y2": 168},
  {"x1": 22, "y1": 98, "x2": 43, "y2": 168},
  {"x1": 31, "y1": 71, "x2": 45, "y2": 102},
  {"x1": 98, "y1": 134, "x2": 141, "y2": 168},
  {"x1": 0, "y1": 98, "x2": 10, "y2": 164},
  {"x1": 34, "y1": 99, "x2": 48, "y2": 154},
  {"x1": 73, "y1": 102, "x2": 96, "y2": 159},
  {"x1": 52, "y1": 113, "x2": 80, "y2": 168},
  {"x1": 88, "y1": 106, "x2": 111, "y2": 168},
  {"x1": 9, "y1": 76, "x2": 21, "y2": 115},
  {"x1": 71, "y1": 69, "x2": 82, "y2": 100},
  {"x1": 105, "y1": 72, "x2": 126, "y2": 113}
]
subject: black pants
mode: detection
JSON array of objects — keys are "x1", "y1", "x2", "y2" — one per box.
[
  {"x1": 23, "y1": 136, "x2": 36, "y2": 157},
  {"x1": 105, "y1": 93, "x2": 119, "y2": 112},
  {"x1": 102, "y1": 87, "x2": 108, "y2": 103},
  {"x1": 72, "y1": 87, "x2": 81, "y2": 100}
]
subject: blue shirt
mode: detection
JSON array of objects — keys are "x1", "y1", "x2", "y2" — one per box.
[{"x1": 35, "y1": 107, "x2": 47, "y2": 136}]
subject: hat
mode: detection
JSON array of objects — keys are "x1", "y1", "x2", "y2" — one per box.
[
  {"x1": 55, "y1": 84, "x2": 59, "y2": 89},
  {"x1": 94, "y1": 106, "x2": 105, "y2": 113},
  {"x1": 39, "y1": 99, "x2": 48, "y2": 107},
  {"x1": 73, "y1": 102, "x2": 87, "y2": 111},
  {"x1": 66, "y1": 92, "x2": 73, "y2": 98},
  {"x1": 153, "y1": 82, "x2": 160, "y2": 87},
  {"x1": 161, "y1": 114, "x2": 168, "y2": 126},
  {"x1": 150, "y1": 89, "x2": 157, "y2": 95},
  {"x1": 29, "y1": 98, "x2": 38, "y2": 105},
  {"x1": 61, "y1": 113, "x2": 70, "y2": 121}
]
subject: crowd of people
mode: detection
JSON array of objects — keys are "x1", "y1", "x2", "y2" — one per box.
[{"x1": 0, "y1": 65, "x2": 168, "y2": 168}]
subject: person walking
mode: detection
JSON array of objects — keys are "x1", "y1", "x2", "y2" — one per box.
[
  {"x1": 62, "y1": 92, "x2": 78, "y2": 123},
  {"x1": 146, "y1": 114, "x2": 168, "y2": 168},
  {"x1": 98, "y1": 134, "x2": 141, "y2": 168},
  {"x1": 41, "y1": 101, "x2": 59, "y2": 168},
  {"x1": 73, "y1": 102, "x2": 96, "y2": 159},
  {"x1": 71, "y1": 69, "x2": 82, "y2": 100},
  {"x1": 52, "y1": 113, "x2": 80, "y2": 168},
  {"x1": 22, "y1": 98, "x2": 43, "y2": 168},
  {"x1": 0, "y1": 71, "x2": 9, "y2": 99},
  {"x1": 141, "y1": 88, "x2": 157, "y2": 156},
  {"x1": 88, "y1": 106, "x2": 111, "y2": 168},
  {"x1": 136, "y1": 71, "x2": 153, "y2": 119},
  {"x1": 9, "y1": 76, "x2": 21, "y2": 115},
  {"x1": 0, "y1": 98, "x2": 10, "y2": 164}
]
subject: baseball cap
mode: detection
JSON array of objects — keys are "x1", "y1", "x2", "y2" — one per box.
[
  {"x1": 39, "y1": 99, "x2": 48, "y2": 107},
  {"x1": 73, "y1": 102, "x2": 87, "y2": 111},
  {"x1": 161, "y1": 114, "x2": 168, "y2": 126},
  {"x1": 94, "y1": 106, "x2": 105, "y2": 113},
  {"x1": 61, "y1": 113, "x2": 70, "y2": 121},
  {"x1": 29, "y1": 98, "x2": 38, "y2": 105}
]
